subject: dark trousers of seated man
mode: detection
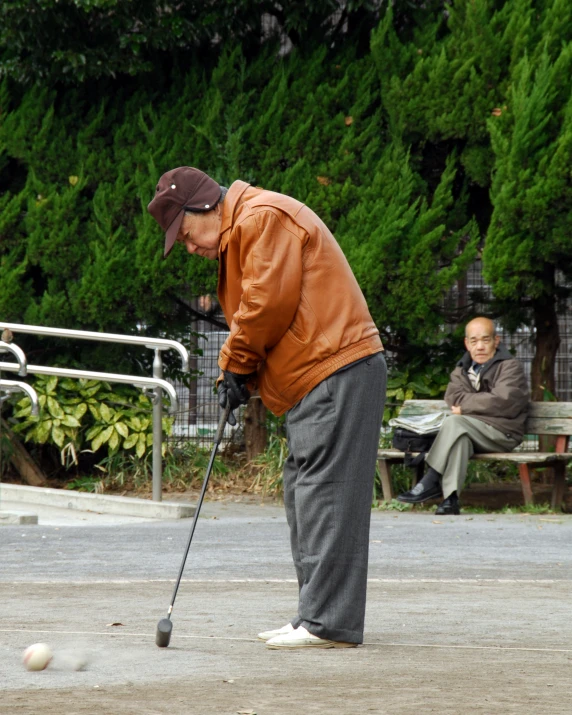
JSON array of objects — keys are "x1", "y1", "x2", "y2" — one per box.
[
  {"x1": 282, "y1": 353, "x2": 386, "y2": 645},
  {"x1": 426, "y1": 414, "x2": 521, "y2": 499}
]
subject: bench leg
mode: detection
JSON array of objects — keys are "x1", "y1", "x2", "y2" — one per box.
[
  {"x1": 518, "y1": 464, "x2": 534, "y2": 506},
  {"x1": 551, "y1": 463, "x2": 566, "y2": 512},
  {"x1": 378, "y1": 459, "x2": 394, "y2": 502}
]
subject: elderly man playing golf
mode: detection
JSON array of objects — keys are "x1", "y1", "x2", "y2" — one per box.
[
  {"x1": 148, "y1": 166, "x2": 386, "y2": 649},
  {"x1": 397, "y1": 317, "x2": 529, "y2": 515}
]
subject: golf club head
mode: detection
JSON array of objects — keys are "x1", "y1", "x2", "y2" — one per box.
[{"x1": 156, "y1": 618, "x2": 173, "y2": 648}]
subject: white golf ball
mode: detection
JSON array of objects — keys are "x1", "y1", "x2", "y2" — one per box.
[{"x1": 22, "y1": 642, "x2": 53, "y2": 671}]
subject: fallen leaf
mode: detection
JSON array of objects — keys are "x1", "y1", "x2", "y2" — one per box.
[
  {"x1": 237, "y1": 711, "x2": 256, "y2": 715},
  {"x1": 316, "y1": 176, "x2": 331, "y2": 186},
  {"x1": 432, "y1": 520, "x2": 442, "y2": 524},
  {"x1": 344, "y1": 116, "x2": 353, "y2": 126},
  {"x1": 539, "y1": 519, "x2": 562, "y2": 523},
  {"x1": 491, "y1": 107, "x2": 502, "y2": 116},
  {"x1": 69, "y1": 175, "x2": 79, "y2": 186},
  {"x1": 370, "y1": 540, "x2": 382, "y2": 543},
  {"x1": 106, "y1": 622, "x2": 125, "y2": 627},
  {"x1": 223, "y1": 679, "x2": 235, "y2": 683}
]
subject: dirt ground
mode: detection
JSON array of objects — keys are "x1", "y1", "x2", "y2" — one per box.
[
  {"x1": 2, "y1": 502, "x2": 572, "y2": 714},
  {"x1": 2, "y1": 580, "x2": 572, "y2": 715}
]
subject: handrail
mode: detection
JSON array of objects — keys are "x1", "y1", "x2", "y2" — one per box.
[
  {"x1": 0, "y1": 379, "x2": 39, "y2": 416},
  {"x1": 0, "y1": 322, "x2": 190, "y2": 372},
  {"x1": 0, "y1": 341, "x2": 27, "y2": 376},
  {"x1": 0, "y1": 361, "x2": 179, "y2": 415}
]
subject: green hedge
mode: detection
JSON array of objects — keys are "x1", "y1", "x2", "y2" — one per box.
[{"x1": 1, "y1": 1, "x2": 571, "y2": 387}]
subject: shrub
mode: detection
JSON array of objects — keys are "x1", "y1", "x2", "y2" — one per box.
[{"x1": 9, "y1": 375, "x2": 172, "y2": 470}]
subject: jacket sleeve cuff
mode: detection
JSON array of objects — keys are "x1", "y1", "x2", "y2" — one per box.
[{"x1": 218, "y1": 355, "x2": 258, "y2": 376}]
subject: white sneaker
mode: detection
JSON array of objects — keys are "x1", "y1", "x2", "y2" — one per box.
[
  {"x1": 265, "y1": 625, "x2": 357, "y2": 649},
  {"x1": 257, "y1": 623, "x2": 294, "y2": 641}
]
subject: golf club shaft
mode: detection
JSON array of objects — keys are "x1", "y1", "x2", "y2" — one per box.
[{"x1": 165, "y1": 404, "x2": 230, "y2": 617}]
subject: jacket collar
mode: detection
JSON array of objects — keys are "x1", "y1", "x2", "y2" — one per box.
[
  {"x1": 218, "y1": 180, "x2": 251, "y2": 254},
  {"x1": 458, "y1": 343, "x2": 514, "y2": 375}
]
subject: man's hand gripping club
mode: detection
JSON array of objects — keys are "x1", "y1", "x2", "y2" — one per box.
[{"x1": 217, "y1": 371, "x2": 253, "y2": 425}]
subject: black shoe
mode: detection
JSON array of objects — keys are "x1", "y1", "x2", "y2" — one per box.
[
  {"x1": 397, "y1": 482, "x2": 443, "y2": 504},
  {"x1": 435, "y1": 495, "x2": 460, "y2": 515}
]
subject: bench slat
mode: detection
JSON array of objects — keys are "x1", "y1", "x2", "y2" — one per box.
[
  {"x1": 378, "y1": 448, "x2": 572, "y2": 463},
  {"x1": 395, "y1": 400, "x2": 572, "y2": 435},
  {"x1": 528, "y1": 402, "x2": 572, "y2": 418},
  {"x1": 524, "y1": 417, "x2": 572, "y2": 435},
  {"x1": 472, "y1": 452, "x2": 572, "y2": 463}
]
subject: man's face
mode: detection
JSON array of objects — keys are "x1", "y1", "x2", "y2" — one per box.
[
  {"x1": 176, "y1": 208, "x2": 222, "y2": 260},
  {"x1": 464, "y1": 320, "x2": 500, "y2": 364}
]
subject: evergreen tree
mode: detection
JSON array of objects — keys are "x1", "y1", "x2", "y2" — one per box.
[
  {"x1": 0, "y1": 0, "x2": 380, "y2": 85},
  {"x1": 1, "y1": 0, "x2": 571, "y2": 398},
  {"x1": 484, "y1": 22, "x2": 572, "y2": 399}
]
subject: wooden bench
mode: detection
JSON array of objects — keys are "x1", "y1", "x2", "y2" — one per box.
[{"x1": 378, "y1": 400, "x2": 572, "y2": 511}]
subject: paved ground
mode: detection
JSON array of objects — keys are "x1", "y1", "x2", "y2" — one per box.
[{"x1": 1, "y1": 499, "x2": 571, "y2": 714}]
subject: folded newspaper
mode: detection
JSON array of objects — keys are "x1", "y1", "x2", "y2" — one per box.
[{"x1": 388, "y1": 412, "x2": 446, "y2": 435}]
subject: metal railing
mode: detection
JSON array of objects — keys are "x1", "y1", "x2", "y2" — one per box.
[
  {"x1": 0, "y1": 341, "x2": 28, "y2": 376},
  {"x1": 0, "y1": 323, "x2": 189, "y2": 371},
  {"x1": 0, "y1": 361, "x2": 178, "y2": 412},
  {"x1": 0, "y1": 379, "x2": 39, "y2": 416},
  {"x1": 0, "y1": 322, "x2": 190, "y2": 501}
]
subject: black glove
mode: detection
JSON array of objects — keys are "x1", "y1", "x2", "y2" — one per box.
[{"x1": 217, "y1": 371, "x2": 252, "y2": 426}]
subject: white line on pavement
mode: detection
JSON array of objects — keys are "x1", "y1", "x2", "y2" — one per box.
[
  {"x1": 0, "y1": 628, "x2": 570, "y2": 654},
  {"x1": 2, "y1": 578, "x2": 569, "y2": 584}
]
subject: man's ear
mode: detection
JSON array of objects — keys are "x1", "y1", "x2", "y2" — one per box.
[{"x1": 494, "y1": 334, "x2": 501, "y2": 349}]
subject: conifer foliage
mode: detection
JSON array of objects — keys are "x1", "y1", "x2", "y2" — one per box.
[
  {"x1": 484, "y1": 0, "x2": 572, "y2": 398},
  {"x1": 0, "y1": 0, "x2": 570, "y2": 397}
]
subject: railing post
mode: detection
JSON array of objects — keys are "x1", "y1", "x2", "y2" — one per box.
[{"x1": 152, "y1": 349, "x2": 163, "y2": 502}]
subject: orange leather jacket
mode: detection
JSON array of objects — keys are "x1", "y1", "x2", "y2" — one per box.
[{"x1": 217, "y1": 181, "x2": 383, "y2": 416}]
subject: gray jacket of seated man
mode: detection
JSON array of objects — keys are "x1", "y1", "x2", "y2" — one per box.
[{"x1": 426, "y1": 344, "x2": 529, "y2": 498}]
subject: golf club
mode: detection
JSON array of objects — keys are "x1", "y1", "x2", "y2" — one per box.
[{"x1": 155, "y1": 403, "x2": 231, "y2": 647}]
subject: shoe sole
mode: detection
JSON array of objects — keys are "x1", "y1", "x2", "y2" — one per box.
[{"x1": 397, "y1": 492, "x2": 443, "y2": 504}]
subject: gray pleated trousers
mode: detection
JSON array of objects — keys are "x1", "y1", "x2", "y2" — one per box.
[
  {"x1": 282, "y1": 352, "x2": 386, "y2": 644},
  {"x1": 426, "y1": 414, "x2": 520, "y2": 498}
]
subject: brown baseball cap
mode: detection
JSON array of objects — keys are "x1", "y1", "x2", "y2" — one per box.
[{"x1": 147, "y1": 167, "x2": 222, "y2": 257}]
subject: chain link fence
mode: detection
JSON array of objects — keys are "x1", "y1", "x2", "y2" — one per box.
[
  {"x1": 170, "y1": 262, "x2": 572, "y2": 446},
  {"x1": 447, "y1": 261, "x2": 572, "y2": 402}
]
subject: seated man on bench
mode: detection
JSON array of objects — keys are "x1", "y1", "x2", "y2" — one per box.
[{"x1": 397, "y1": 317, "x2": 529, "y2": 515}]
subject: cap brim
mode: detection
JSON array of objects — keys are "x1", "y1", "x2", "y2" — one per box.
[{"x1": 164, "y1": 208, "x2": 185, "y2": 258}]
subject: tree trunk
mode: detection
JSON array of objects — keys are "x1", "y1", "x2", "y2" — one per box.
[
  {"x1": 1, "y1": 417, "x2": 47, "y2": 486},
  {"x1": 530, "y1": 274, "x2": 560, "y2": 464},
  {"x1": 530, "y1": 275, "x2": 560, "y2": 402},
  {"x1": 243, "y1": 398, "x2": 267, "y2": 462}
]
